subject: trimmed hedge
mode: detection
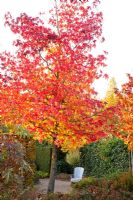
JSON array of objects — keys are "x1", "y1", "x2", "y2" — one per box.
[
  {"x1": 80, "y1": 137, "x2": 129, "y2": 177},
  {"x1": 35, "y1": 142, "x2": 51, "y2": 174}
]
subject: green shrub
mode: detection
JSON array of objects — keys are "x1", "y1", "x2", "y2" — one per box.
[
  {"x1": 35, "y1": 141, "x2": 51, "y2": 173},
  {"x1": 57, "y1": 149, "x2": 73, "y2": 174},
  {"x1": 35, "y1": 170, "x2": 48, "y2": 179},
  {"x1": 72, "y1": 177, "x2": 96, "y2": 189},
  {"x1": 80, "y1": 138, "x2": 129, "y2": 177},
  {"x1": 57, "y1": 159, "x2": 73, "y2": 174}
]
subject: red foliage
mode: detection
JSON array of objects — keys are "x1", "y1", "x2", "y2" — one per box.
[{"x1": 0, "y1": 0, "x2": 113, "y2": 150}]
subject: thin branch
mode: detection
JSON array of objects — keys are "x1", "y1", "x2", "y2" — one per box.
[
  {"x1": 38, "y1": 50, "x2": 54, "y2": 73},
  {"x1": 54, "y1": 0, "x2": 60, "y2": 36},
  {"x1": 39, "y1": 51, "x2": 49, "y2": 66}
]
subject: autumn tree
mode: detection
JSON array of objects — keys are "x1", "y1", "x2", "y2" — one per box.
[
  {"x1": 103, "y1": 76, "x2": 132, "y2": 150},
  {"x1": 113, "y1": 74, "x2": 133, "y2": 175},
  {"x1": 102, "y1": 77, "x2": 119, "y2": 137},
  {"x1": 115, "y1": 75, "x2": 133, "y2": 150},
  {"x1": 0, "y1": 0, "x2": 114, "y2": 192},
  {"x1": 104, "y1": 77, "x2": 118, "y2": 107}
]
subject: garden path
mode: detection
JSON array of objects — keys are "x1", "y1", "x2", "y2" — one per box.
[{"x1": 34, "y1": 178, "x2": 72, "y2": 194}]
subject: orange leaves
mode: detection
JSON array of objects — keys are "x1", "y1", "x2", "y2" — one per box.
[
  {"x1": 0, "y1": 0, "x2": 110, "y2": 151},
  {"x1": 114, "y1": 75, "x2": 133, "y2": 150},
  {"x1": 125, "y1": 134, "x2": 133, "y2": 150}
]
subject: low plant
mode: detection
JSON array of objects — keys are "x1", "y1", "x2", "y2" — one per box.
[
  {"x1": 90, "y1": 171, "x2": 133, "y2": 192},
  {"x1": 35, "y1": 170, "x2": 48, "y2": 179},
  {"x1": 108, "y1": 171, "x2": 133, "y2": 192},
  {"x1": 0, "y1": 133, "x2": 32, "y2": 200},
  {"x1": 72, "y1": 177, "x2": 96, "y2": 189},
  {"x1": 88, "y1": 185, "x2": 133, "y2": 200},
  {"x1": 42, "y1": 191, "x2": 93, "y2": 200},
  {"x1": 71, "y1": 172, "x2": 133, "y2": 199}
]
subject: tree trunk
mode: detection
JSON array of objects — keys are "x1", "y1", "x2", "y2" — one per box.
[
  {"x1": 128, "y1": 150, "x2": 133, "y2": 176},
  {"x1": 129, "y1": 151, "x2": 131, "y2": 172},
  {"x1": 47, "y1": 143, "x2": 57, "y2": 193},
  {"x1": 131, "y1": 151, "x2": 133, "y2": 176}
]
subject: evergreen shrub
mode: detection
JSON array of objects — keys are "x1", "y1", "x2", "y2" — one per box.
[
  {"x1": 80, "y1": 137, "x2": 129, "y2": 177},
  {"x1": 35, "y1": 141, "x2": 51, "y2": 173}
]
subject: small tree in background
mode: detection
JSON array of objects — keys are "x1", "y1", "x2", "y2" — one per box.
[
  {"x1": 66, "y1": 149, "x2": 81, "y2": 168},
  {"x1": 104, "y1": 77, "x2": 118, "y2": 108},
  {"x1": 114, "y1": 75, "x2": 133, "y2": 175},
  {"x1": 115, "y1": 75, "x2": 133, "y2": 149}
]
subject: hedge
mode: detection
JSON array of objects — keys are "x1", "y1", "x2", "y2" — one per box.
[
  {"x1": 80, "y1": 137, "x2": 129, "y2": 177},
  {"x1": 35, "y1": 142, "x2": 51, "y2": 174}
]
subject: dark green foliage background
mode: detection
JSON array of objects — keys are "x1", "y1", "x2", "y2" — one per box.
[
  {"x1": 57, "y1": 149, "x2": 73, "y2": 174},
  {"x1": 80, "y1": 137, "x2": 129, "y2": 177},
  {"x1": 35, "y1": 141, "x2": 51, "y2": 173}
]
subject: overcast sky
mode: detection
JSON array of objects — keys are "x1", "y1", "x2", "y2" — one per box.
[{"x1": 0, "y1": 0, "x2": 133, "y2": 98}]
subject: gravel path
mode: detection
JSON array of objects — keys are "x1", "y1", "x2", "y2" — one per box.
[{"x1": 34, "y1": 178, "x2": 72, "y2": 194}]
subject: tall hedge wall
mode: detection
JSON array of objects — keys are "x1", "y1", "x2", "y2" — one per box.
[
  {"x1": 80, "y1": 137, "x2": 129, "y2": 177},
  {"x1": 35, "y1": 142, "x2": 51, "y2": 174}
]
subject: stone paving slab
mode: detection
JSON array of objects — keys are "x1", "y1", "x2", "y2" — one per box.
[{"x1": 34, "y1": 178, "x2": 72, "y2": 194}]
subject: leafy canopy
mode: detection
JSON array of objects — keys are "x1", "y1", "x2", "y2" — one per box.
[
  {"x1": 115, "y1": 75, "x2": 133, "y2": 150},
  {"x1": 0, "y1": 0, "x2": 114, "y2": 151}
]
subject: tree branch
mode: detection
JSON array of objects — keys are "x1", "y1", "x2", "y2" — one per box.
[{"x1": 54, "y1": 0, "x2": 60, "y2": 36}]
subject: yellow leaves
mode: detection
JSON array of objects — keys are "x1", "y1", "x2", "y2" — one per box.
[
  {"x1": 104, "y1": 77, "x2": 118, "y2": 108},
  {"x1": 33, "y1": 132, "x2": 53, "y2": 144},
  {"x1": 48, "y1": 43, "x2": 61, "y2": 55},
  {"x1": 48, "y1": 44, "x2": 59, "y2": 54},
  {"x1": 66, "y1": 149, "x2": 80, "y2": 166},
  {"x1": 114, "y1": 75, "x2": 133, "y2": 150},
  {"x1": 30, "y1": 120, "x2": 88, "y2": 152},
  {"x1": 56, "y1": 132, "x2": 87, "y2": 152},
  {"x1": 124, "y1": 133, "x2": 133, "y2": 150}
]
